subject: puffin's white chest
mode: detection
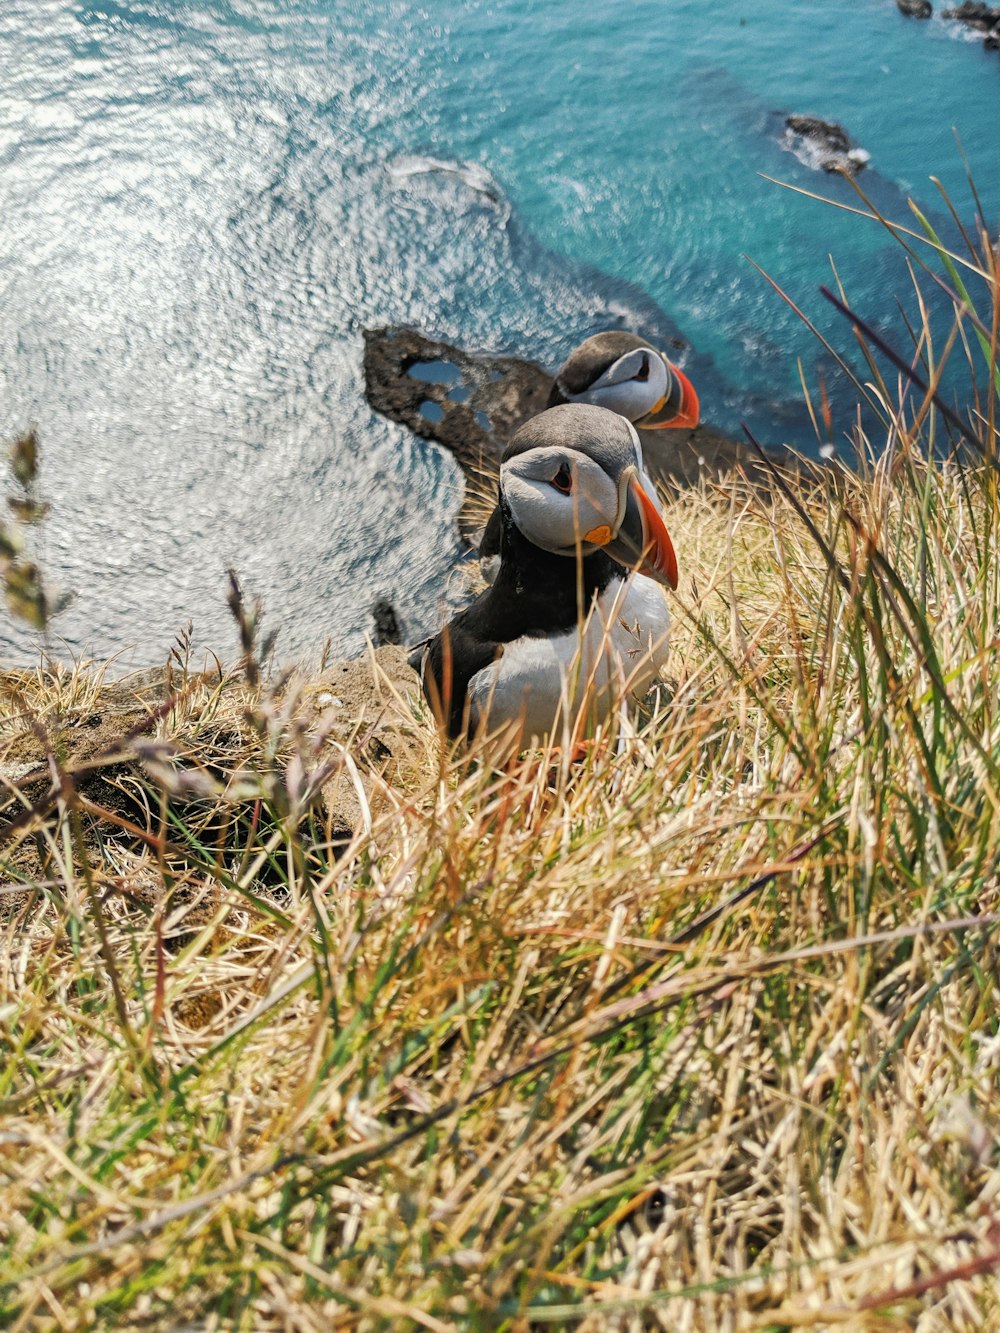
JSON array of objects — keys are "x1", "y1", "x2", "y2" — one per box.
[{"x1": 467, "y1": 575, "x2": 671, "y2": 741}]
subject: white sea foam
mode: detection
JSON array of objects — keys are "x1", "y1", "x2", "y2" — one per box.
[
  {"x1": 780, "y1": 128, "x2": 870, "y2": 176},
  {"x1": 388, "y1": 154, "x2": 505, "y2": 207}
]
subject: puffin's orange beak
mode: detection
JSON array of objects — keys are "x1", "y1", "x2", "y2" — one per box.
[
  {"x1": 636, "y1": 361, "x2": 700, "y2": 431},
  {"x1": 590, "y1": 474, "x2": 678, "y2": 590},
  {"x1": 627, "y1": 477, "x2": 679, "y2": 588}
]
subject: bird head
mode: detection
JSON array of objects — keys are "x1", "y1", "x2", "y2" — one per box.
[
  {"x1": 500, "y1": 404, "x2": 678, "y2": 589},
  {"x1": 548, "y1": 331, "x2": 699, "y2": 431}
]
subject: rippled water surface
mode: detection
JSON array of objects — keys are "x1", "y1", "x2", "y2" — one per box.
[{"x1": 1, "y1": 1, "x2": 997, "y2": 664}]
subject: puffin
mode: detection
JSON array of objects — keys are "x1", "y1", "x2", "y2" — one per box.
[
  {"x1": 547, "y1": 330, "x2": 699, "y2": 430},
  {"x1": 412, "y1": 403, "x2": 677, "y2": 744},
  {"x1": 477, "y1": 331, "x2": 698, "y2": 577}
]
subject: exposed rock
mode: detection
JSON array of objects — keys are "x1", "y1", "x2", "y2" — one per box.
[
  {"x1": 942, "y1": 3, "x2": 1000, "y2": 48},
  {"x1": 897, "y1": 0, "x2": 932, "y2": 16},
  {"x1": 942, "y1": 1, "x2": 1000, "y2": 27},
  {"x1": 372, "y1": 597, "x2": 404, "y2": 647},
  {"x1": 363, "y1": 326, "x2": 782, "y2": 546},
  {"x1": 364, "y1": 326, "x2": 549, "y2": 460},
  {"x1": 786, "y1": 115, "x2": 851, "y2": 154},
  {"x1": 784, "y1": 116, "x2": 870, "y2": 176}
]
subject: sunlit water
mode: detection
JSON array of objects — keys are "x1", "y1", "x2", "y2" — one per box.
[{"x1": 1, "y1": 0, "x2": 997, "y2": 666}]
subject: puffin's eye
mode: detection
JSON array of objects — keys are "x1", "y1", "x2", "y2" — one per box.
[
  {"x1": 633, "y1": 353, "x2": 650, "y2": 383},
  {"x1": 551, "y1": 463, "x2": 573, "y2": 494}
]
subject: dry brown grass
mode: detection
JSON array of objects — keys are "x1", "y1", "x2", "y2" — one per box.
[{"x1": 2, "y1": 433, "x2": 1000, "y2": 1329}]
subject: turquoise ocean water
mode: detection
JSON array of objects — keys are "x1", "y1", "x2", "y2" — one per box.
[{"x1": 1, "y1": 1, "x2": 997, "y2": 663}]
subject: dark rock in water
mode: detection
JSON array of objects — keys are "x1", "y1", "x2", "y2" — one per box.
[
  {"x1": 942, "y1": 3, "x2": 1000, "y2": 48},
  {"x1": 363, "y1": 327, "x2": 553, "y2": 545},
  {"x1": 363, "y1": 326, "x2": 550, "y2": 477},
  {"x1": 372, "y1": 597, "x2": 404, "y2": 647},
  {"x1": 364, "y1": 326, "x2": 786, "y2": 547},
  {"x1": 786, "y1": 116, "x2": 849, "y2": 154},
  {"x1": 784, "y1": 115, "x2": 871, "y2": 176},
  {"x1": 897, "y1": 0, "x2": 932, "y2": 17},
  {"x1": 942, "y1": 1, "x2": 1000, "y2": 26}
]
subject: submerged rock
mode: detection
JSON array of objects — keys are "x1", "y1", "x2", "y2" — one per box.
[
  {"x1": 363, "y1": 326, "x2": 778, "y2": 546},
  {"x1": 783, "y1": 116, "x2": 871, "y2": 176},
  {"x1": 897, "y1": 0, "x2": 932, "y2": 17}
]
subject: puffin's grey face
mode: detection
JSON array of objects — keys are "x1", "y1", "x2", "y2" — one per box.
[
  {"x1": 500, "y1": 404, "x2": 678, "y2": 589},
  {"x1": 556, "y1": 337, "x2": 700, "y2": 431},
  {"x1": 564, "y1": 346, "x2": 670, "y2": 422},
  {"x1": 502, "y1": 445, "x2": 622, "y2": 555}
]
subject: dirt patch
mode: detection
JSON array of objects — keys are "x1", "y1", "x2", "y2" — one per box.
[{"x1": 296, "y1": 645, "x2": 425, "y2": 845}]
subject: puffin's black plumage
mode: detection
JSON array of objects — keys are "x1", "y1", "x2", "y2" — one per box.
[
  {"x1": 414, "y1": 403, "x2": 677, "y2": 742},
  {"x1": 417, "y1": 494, "x2": 621, "y2": 738}
]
